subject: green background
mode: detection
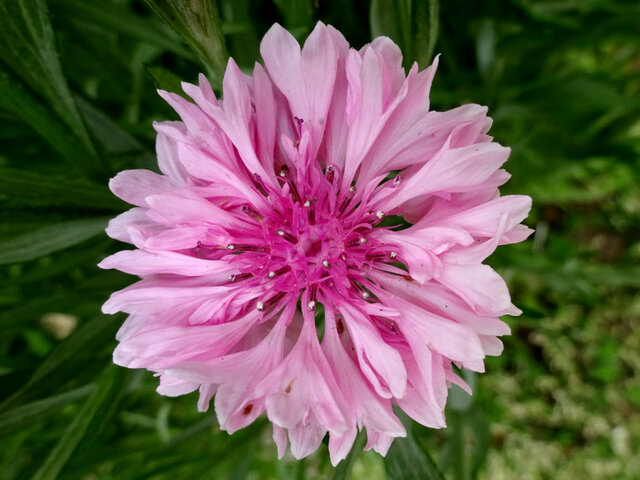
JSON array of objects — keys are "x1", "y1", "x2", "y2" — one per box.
[{"x1": 1, "y1": 0, "x2": 639, "y2": 478}]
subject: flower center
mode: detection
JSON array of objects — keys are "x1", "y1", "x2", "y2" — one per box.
[{"x1": 193, "y1": 165, "x2": 398, "y2": 312}]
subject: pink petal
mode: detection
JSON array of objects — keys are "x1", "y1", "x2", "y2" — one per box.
[
  {"x1": 99, "y1": 250, "x2": 233, "y2": 278},
  {"x1": 438, "y1": 263, "x2": 521, "y2": 317},
  {"x1": 337, "y1": 302, "x2": 407, "y2": 399}
]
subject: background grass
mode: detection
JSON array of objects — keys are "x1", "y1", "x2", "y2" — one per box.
[{"x1": 1, "y1": 0, "x2": 639, "y2": 479}]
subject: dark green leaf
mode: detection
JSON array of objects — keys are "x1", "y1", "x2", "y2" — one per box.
[
  {"x1": 75, "y1": 97, "x2": 146, "y2": 156},
  {"x1": 0, "y1": 0, "x2": 97, "y2": 160},
  {"x1": 0, "y1": 70, "x2": 104, "y2": 178},
  {"x1": 0, "y1": 168, "x2": 121, "y2": 210},
  {"x1": 31, "y1": 367, "x2": 125, "y2": 480},
  {"x1": 0, "y1": 386, "x2": 93, "y2": 437},
  {"x1": 145, "y1": 64, "x2": 187, "y2": 96},
  {"x1": 386, "y1": 428, "x2": 445, "y2": 480},
  {"x1": 331, "y1": 430, "x2": 366, "y2": 480},
  {"x1": 0, "y1": 315, "x2": 121, "y2": 411},
  {"x1": 370, "y1": 0, "x2": 412, "y2": 57},
  {"x1": 0, "y1": 217, "x2": 109, "y2": 265},
  {"x1": 413, "y1": 0, "x2": 439, "y2": 67},
  {"x1": 272, "y1": 0, "x2": 314, "y2": 38},
  {"x1": 55, "y1": 0, "x2": 195, "y2": 60}
]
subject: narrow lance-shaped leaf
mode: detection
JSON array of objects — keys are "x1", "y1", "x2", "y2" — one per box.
[
  {"x1": 55, "y1": 0, "x2": 195, "y2": 60},
  {"x1": 272, "y1": 0, "x2": 315, "y2": 39},
  {"x1": 370, "y1": 0, "x2": 412, "y2": 65},
  {"x1": 0, "y1": 315, "x2": 121, "y2": 412},
  {"x1": 31, "y1": 367, "x2": 125, "y2": 480},
  {"x1": 0, "y1": 217, "x2": 110, "y2": 265},
  {"x1": 0, "y1": 168, "x2": 123, "y2": 210},
  {"x1": 0, "y1": 70, "x2": 103, "y2": 178},
  {"x1": 413, "y1": 0, "x2": 440, "y2": 68},
  {"x1": 331, "y1": 431, "x2": 367, "y2": 480},
  {"x1": 0, "y1": 0, "x2": 101, "y2": 168},
  {"x1": 385, "y1": 414, "x2": 445, "y2": 480},
  {"x1": 0, "y1": 386, "x2": 93, "y2": 437}
]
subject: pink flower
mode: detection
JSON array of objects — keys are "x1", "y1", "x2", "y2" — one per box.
[{"x1": 100, "y1": 22, "x2": 532, "y2": 464}]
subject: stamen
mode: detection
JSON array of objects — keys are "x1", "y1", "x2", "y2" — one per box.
[
  {"x1": 227, "y1": 244, "x2": 235, "y2": 250},
  {"x1": 303, "y1": 200, "x2": 311, "y2": 207},
  {"x1": 393, "y1": 176, "x2": 401, "y2": 187},
  {"x1": 362, "y1": 291, "x2": 370, "y2": 299},
  {"x1": 268, "y1": 271, "x2": 275, "y2": 278},
  {"x1": 232, "y1": 244, "x2": 269, "y2": 253},
  {"x1": 263, "y1": 292, "x2": 287, "y2": 312},
  {"x1": 192, "y1": 241, "x2": 216, "y2": 258},
  {"x1": 307, "y1": 300, "x2": 316, "y2": 311},
  {"x1": 288, "y1": 178, "x2": 302, "y2": 204},
  {"x1": 374, "y1": 317, "x2": 399, "y2": 335},
  {"x1": 276, "y1": 229, "x2": 298, "y2": 244},
  {"x1": 339, "y1": 186, "x2": 356, "y2": 214},
  {"x1": 241, "y1": 204, "x2": 264, "y2": 222},
  {"x1": 274, "y1": 265, "x2": 291, "y2": 276},
  {"x1": 390, "y1": 252, "x2": 398, "y2": 258},
  {"x1": 325, "y1": 164, "x2": 336, "y2": 184},
  {"x1": 256, "y1": 301, "x2": 264, "y2": 311},
  {"x1": 336, "y1": 317, "x2": 344, "y2": 335},
  {"x1": 229, "y1": 273, "x2": 252, "y2": 282},
  {"x1": 252, "y1": 173, "x2": 268, "y2": 197},
  {"x1": 376, "y1": 211, "x2": 385, "y2": 220},
  {"x1": 322, "y1": 260, "x2": 329, "y2": 268}
]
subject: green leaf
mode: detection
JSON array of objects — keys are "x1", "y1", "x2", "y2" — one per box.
[
  {"x1": 370, "y1": 0, "x2": 412, "y2": 56},
  {"x1": 75, "y1": 97, "x2": 146, "y2": 156},
  {"x1": 0, "y1": 315, "x2": 121, "y2": 412},
  {"x1": 0, "y1": 0, "x2": 99, "y2": 164},
  {"x1": 0, "y1": 168, "x2": 122, "y2": 210},
  {"x1": 143, "y1": 0, "x2": 229, "y2": 84},
  {"x1": 145, "y1": 64, "x2": 187, "y2": 96},
  {"x1": 0, "y1": 386, "x2": 93, "y2": 437},
  {"x1": 331, "y1": 430, "x2": 366, "y2": 480},
  {"x1": 413, "y1": 0, "x2": 439, "y2": 67},
  {"x1": 31, "y1": 367, "x2": 125, "y2": 480},
  {"x1": 0, "y1": 217, "x2": 109, "y2": 265},
  {"x1": 272, "y1": 0, "x2": 315, "y2": 38},
  {"x1": 55, "y1": 0, "x2": 195, "y2": 60},
  {"x1": 0, "y1": 70, "x2": 105, "y2": 178},
  {"x1": 385, "y1": 427, "x2": 445, "y2": 480},
  {"x1": 370, "y1": 0, "x2": 439, "y2": 68}
]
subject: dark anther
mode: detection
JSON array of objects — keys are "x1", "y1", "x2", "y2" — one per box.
[{"x1": 241, "y1": 204, "x2": 264, "y2": 222}]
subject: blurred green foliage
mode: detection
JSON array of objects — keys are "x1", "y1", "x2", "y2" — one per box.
[{"x1": 1, "y1": 0, "x2": 639, "y2": 479}]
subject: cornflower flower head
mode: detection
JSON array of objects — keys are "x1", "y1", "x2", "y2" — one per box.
[{"x1": 100, "y1": 22, "x2": 532, "y2": 464}]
